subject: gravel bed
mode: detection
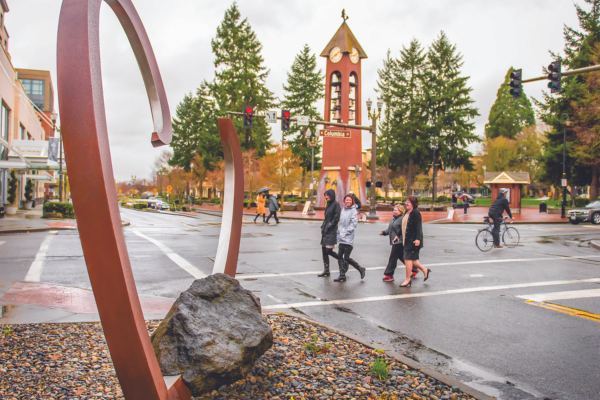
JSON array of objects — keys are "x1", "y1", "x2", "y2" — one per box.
[{"x1": 0, "y1": 315, "x2": 476, "y2": 400}]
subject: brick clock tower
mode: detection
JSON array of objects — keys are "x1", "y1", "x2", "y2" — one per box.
[{"x1": 316, "y1": 19, "x2": 367, "y2": 208}]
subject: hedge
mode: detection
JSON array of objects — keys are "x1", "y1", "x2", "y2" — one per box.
[
  {"x1": 133, "y1": 203, "x2": 148, "y2": 209},
  {"x1": 43, "y1": 202, "x2": 75, "y2": 218}
]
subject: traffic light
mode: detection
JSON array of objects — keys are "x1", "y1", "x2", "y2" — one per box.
[
  {"x1": 548, "y1": 61, "x2": 561, "y2": 94},
  {"x1": 375, "y1": 181, "x2": 383, "y2": 188},
  {"x1": 243, "y1": 106, "x2": 254, "y2": 128},
  {"x1": 509, "y1": 69, "x2": 522, "y2": 99},
  {"x1": 366, "y1": 181, "x2": 371, "y2": 188},
  {"x1": 281, "y1": 110, "x2": 291, "y2": 131}
]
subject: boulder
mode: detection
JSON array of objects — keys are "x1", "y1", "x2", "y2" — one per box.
[{"x1": 151, "y1": 273, "x2": 273, "y2": 396}]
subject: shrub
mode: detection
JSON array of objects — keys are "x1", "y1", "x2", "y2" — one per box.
[
  {"x1": 132, "y1": 203, "x2": 148, "y2": 209},
  {"x1": 24, "y1": 179, "x2": 34, "y2": 201},
  {"x1": 574, "y1": 198, "x2": 590, "y2": 208},
  {"x1": 210, "y1": 197, "x2": 221, "y2": 204},
  {"x1": 436, "y1": 195, "x2": 449, "y2": 202},
  {"x1": 43, "y1": 202, "x2": 75, "y2": 218},
  {"x1": 7, "y1": 171, "x2": 18, "y2": 205}
]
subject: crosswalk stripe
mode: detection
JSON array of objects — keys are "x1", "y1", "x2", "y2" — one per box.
[
  {"x1": 516, "y1": 288, "x2": 600, "y2": 302},
  {"x1": 24, "y1": 231, "x2": 58, "y2": 282},
  {"x1": 132, "y1": 231, "x2": 206, "y2": 279}
]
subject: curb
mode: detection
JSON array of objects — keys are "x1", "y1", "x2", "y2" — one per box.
[
  {"x1": 266, "y1": 311, "x2": 495, "y2": 400},
  {"x1": 591, "y1": 240, "x2": 600, "y2": 251},
  {"x1": 0, "y1": 220, "x2": 130, "y2": 235}
]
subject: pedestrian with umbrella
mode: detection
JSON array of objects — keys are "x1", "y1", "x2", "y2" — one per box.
[{"x1": 254, "y1": 188, "x2": 270, "y2": 223}]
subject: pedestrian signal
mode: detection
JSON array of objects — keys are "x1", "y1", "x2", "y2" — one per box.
[
  {"x1": 547, "y1": 61, "x2": 561, "y2": 94},
  {"x1": 509, "y1": 69, "x2": 522, "y2": 99},
  {"x1": 281, "y1": 110, "x2": 291, "y2": 131},
  {"x1": 375, "y1": 181, "x2": 383, "y2": 188},
  {"x1": 366, "y1": 181, "x2": 371, "y2": 188},
  {"x1": 243, "y1": 106, "x2": 254, "y2": 128}
]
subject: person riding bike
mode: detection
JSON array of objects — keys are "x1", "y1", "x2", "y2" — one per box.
[{"x1": 488, "y1": 188, "x2": 513, "y2": 248}]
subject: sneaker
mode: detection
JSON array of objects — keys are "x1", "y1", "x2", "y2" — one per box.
[
  {"x1": 494, "y1": 245, "x2": 503, "y2": 248},
  {"x1": 382, "y1": 275, "x2": 395, "y2": 282}
]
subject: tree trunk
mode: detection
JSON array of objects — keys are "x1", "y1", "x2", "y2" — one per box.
[
  {"x1": 431, "y1": 155, "x2": 437, "y2": 211},
  {"x1": 591, "y1": 164, "x2": 599, "y2": 201},
  {"x1": 384, "y1": 162, "x2": 389, "y2": 201},
  {"x1": 552, "y1": 186, "x2": 560, "y2": 200},
  {"x1": 406, "y1": 156, "x2": 413, "y2": 196},
  {"x1": 301, "y1": 169, "x2": 306, "y2": 200}
]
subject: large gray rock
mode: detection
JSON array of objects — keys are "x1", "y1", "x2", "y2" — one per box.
[{"x1": 150, "y1": 273, "x2": 273, "y2": 396}]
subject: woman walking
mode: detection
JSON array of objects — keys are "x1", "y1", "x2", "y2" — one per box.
[
  {"x1": 318, "y1": 189, "x2": 340, "y2": 277},
  {"x1": 462, "y1": 194, "x2": 469, "y2": 215},
  {"x1": 400, "y1": 195, "x2": 430, "y2": 287},
  {"x1": 265, "y1": 193, "x2": 280, "y2": 224},
  {"x1": 254, "y1": 193, "x2": 266, "y2": 223},
  {"x1": 334, "y1": 194, "x2": 366, "y2": 282},
  {"x1": 380, "y1": 205, "x2": 405, "y2": 282}
]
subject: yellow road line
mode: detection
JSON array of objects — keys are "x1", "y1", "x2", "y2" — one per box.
[{"x1": 527, "y1": 300, "x2": 600, "y2": 323}]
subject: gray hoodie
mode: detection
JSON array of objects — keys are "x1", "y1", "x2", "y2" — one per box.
[{"x1": 337, "y1": 204, "x2": 358, "y2": 246}]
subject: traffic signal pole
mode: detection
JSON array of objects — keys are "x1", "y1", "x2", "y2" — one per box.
[{"x1": 517, "y1": 63, "x2": 600, "y2": 84}]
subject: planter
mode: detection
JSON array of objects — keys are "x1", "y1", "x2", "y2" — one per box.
[
  {"x1": 24, "y1": 202, "x2": 33, "y2": 210},
  {"x1": 5, "y1": 205, "x2": 18, "y2": 215}
]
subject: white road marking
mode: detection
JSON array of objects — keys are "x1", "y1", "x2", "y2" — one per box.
[
  {"x1": 237, "y1": 254, "x2": 600, "y2": 280},
  {"x1": 266, "y1": 294, "x2": 283, "y2": 303},
  {"x1": 0, "y1": 241, "x2": 5, "y2": 246},
  {"x1": 24, "y1": 231, "x2": 58, "y2": 282},
  {"x1": 263, "y1": 278, "x2": 600, "y2": 310},
  {"x1": 516, "y1": 288, "x2": 600, "y2": 302},
  {"x1": 133, "y1": 230, "x2": 207, "y2": 279}
]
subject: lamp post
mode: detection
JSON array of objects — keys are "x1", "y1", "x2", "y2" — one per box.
[
  {"x1": 305, "y1": 128, "x2": 317, "y2": 215},
  {"x1": 50, "y1": 113, "x2": 62, "y2": 202},
  {"x1": 430, "y1": 136, "x2": 438, "y2": 212},
  {"x1": 561, "y1": 113, "x2": 570, "y2": 219},
  {"x1": 366, "y1": 98, "x2": 383, "y2": 220}
]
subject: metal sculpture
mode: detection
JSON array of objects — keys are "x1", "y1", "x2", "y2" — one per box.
[{"x1": 57, "y1": 0, "x2": 243, "y2": 398}]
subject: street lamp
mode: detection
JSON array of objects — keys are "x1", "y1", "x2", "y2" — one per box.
[
  {"x1": 561, "y1": 113, "x2": 570, "y2": 219},
  {"x1": 366, "y1": 98, "x2": 383, "y2": 220},
  {"x1": 50, "y1": 112, "x2": 63, "y2": 202},
  {"x1": 430, "y1": 136, "x2": 438, "y2": 212},
  {"x1": 305, "y1": 127, "x2": 317, "y2": 216}
]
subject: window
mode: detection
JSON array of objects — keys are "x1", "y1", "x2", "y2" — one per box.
[
  {"x1": 19, "y1": 79, "x2": 45, "y2": 110},
  {"x1": 0, "y1": 102, "x2": 9, "y2": 160},
  {"x1": 20, "y1": 124, "x2": 25, "y2": 140},
  {"x1": 27, "y1": 132, "x2": 32, "y2": 140}
]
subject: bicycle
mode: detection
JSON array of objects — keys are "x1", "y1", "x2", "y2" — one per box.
[
  {"x1": 476, "y1": 216, "x2": 520, "y2": 252},
  {"x1": 358, "y1": 209, "x2": 368, "y2": 222}
]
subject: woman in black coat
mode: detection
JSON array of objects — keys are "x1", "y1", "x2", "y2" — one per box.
[
  {"x1": 318, "y1": 189, "x2": 341, "y2": 277},
  {"x1": 400, "y1": 195, "x2": 430, "y2": 287},
  {"x1": 379, "y1": 205, "x2": 405, "y2": 282}
]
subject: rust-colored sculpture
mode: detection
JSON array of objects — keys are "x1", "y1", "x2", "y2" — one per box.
[{"x1": 56, "y1": 1, "x2": 243, "y2": 399}]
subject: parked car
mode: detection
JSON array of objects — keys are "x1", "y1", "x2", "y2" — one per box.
[{"x1": 567, "y1": 200, "x2": 600, "y2": 225}]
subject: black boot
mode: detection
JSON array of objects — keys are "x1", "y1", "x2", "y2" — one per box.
[
  {"x1": 349, "y1": 259, "x2": 366, "y2": 279},
  {"x1": 334, "y1": 260, "x2": 347, "y2": 282},
  {"x1": 253, "y1": 215, "x2": 258, "y2": 223},
  {"x1": 317, "y1": 264, "x2": 330, "y2": 277}
]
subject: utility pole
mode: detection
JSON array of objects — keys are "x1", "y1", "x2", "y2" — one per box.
[
  {"x1": 430, "y1": 136, "x2": 438, "y2": 212},
  {"x1": 305, "y1": 128, "x2": 317, "y2": 216},
  {"x1": 561, "y1": 114, "x2": 570, "y2": 219}
]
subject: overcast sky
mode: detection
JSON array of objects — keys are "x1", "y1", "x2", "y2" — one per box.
[{"x1": 7, "y1": 0, "x2": 583, "y2": 181}]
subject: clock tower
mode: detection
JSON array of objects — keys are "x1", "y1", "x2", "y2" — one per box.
[{"x1": 316, "y1": 18, "x2": 367, "y2": 207}]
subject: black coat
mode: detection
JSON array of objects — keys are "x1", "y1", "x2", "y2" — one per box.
[
  {"x1": 404, "y1": 209, "x2": 424, "y2": 249},
  {"x1": 321, "y1": 189, "x2": 340, "y2": 246},
  {"x1": 352, "y1": 194, "x2": 361, "y2": 209},
  {"x1": 489, "y1": 193, "x2": 513, "y2": 218},
  {"x1": 382, "y1": 214, "x2": 403, "y2": 245}
]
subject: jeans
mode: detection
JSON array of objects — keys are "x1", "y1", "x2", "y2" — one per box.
[
  {"x1": 490, "y1": 212, "x2": 502, "y2": 245},
  {"x1": 383, "y1": 243, "x2": 405, "y2": 277}
]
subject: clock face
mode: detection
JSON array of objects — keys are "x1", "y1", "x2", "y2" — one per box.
[
  {"x1": 329, "y1": 46, "x2": 342, "y2": 63},
  {"x1": 350, "y1": 47, "x2": 359, "y2": 64}
]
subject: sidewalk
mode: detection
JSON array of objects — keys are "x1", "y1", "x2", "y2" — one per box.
[
  {"x1": 0, "y1": 204, "x2": 130, "y2": 234},
  {"x1": 182, "y1": 203, "x2": 568, "y2": 224}
]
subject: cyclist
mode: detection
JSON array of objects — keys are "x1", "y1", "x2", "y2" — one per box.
[{"x1": 488, "y1": 188, "x2": 513, "y2": 248}]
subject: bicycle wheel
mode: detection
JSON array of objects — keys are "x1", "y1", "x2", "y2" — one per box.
[
  {"x1": 502, "y1": 227, "x2": 520, "y2": 248},
  {"x1": 359, "y1": 212, "x2": 367, "y2": 222},
  {"x1": 476, "y1": 229, "x2": 494, "y2": 252}
]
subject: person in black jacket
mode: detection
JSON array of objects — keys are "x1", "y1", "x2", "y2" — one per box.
[
  {"x1": 488, "y1": 188, "x2": 513, "y2": 248},
  {"x1": 318, "y1": 189, "x2": 362, "y2": 277},
  {"x1": 399, "y1": 196, "x2": 430, "y2": 287},
  {"x1": 380, "y1": 205, "x2": 405, "y2": 282},
  {"x1": 349, "y1": 191, "x2": 361, "y2": 209}
]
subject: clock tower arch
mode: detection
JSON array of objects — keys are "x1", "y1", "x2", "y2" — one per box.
[{"x1": 316, "y1": 19, "x2": 367, "y2": 207}]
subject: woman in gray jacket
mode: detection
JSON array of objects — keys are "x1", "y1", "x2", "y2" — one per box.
[
  {"x1": 334, "y1": 195, "x2": 366, "y2": 282},
  {"x1": 379, "y1": 205, "x2": 406, "y2": 282}
]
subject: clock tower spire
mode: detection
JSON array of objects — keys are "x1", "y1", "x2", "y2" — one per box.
[{"x1": 315, "y1": 17, "x2": 367, "y2": 207}]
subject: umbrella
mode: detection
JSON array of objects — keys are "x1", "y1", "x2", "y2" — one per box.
[{"x1": 257, "y1": 187, "x2": 272, "y2": 194}]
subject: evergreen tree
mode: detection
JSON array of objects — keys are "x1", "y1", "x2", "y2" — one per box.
[
  {"x1": 208, "y1": 3, "x2": 275, "y2": 156},
  {"x1": 280, "y1": 44, "x2": 324, "y2": 197},
  {"x1": 170, "y1": 84, "x2": 221, "y2": 172},
  {"x1": 485, "y1": 68, "x2": 536, "y2": 139},
  {"x1": 535, "y1": 0, "x2": 600, "y2": 197},
  {"x1": 425, "y1": 31, "x2": 480, "y2": 200}
]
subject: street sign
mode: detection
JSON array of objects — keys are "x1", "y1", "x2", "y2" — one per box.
[
  {"x1": 265, "y1": 111, "x2": 277, "y2": 124},
  {"x1": 309, "y1": 183, "x2": 314, "y2": 190},
  {"x1": 166, "y1": 185, "x2": 172, "y2": 193},
  {"x1": 296, "y1": 115, "x2": 309, "y2": 126},
  {"x1": 319, "y1": 129, "x2": 351, "y2": 138},
  {"x1": 562, "y1": 179, "x2": 567, "y2": 187},
  {"x1": 302, "y1": 201, "x2": 311, "y2": 215}
]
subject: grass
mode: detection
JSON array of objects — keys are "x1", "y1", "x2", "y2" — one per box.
[
  {"x1": 2, "y1": 327, "x2": 13, "y2": 336},
  {"x1": 369, "y1": 357, "x2": 390, "y2": 380},
  {"x1": 302, "y1": 334, "x2": 331, "y2": 354},
  {"x1": 473, "y1": 197, "x2": 571, "y2": 207}
]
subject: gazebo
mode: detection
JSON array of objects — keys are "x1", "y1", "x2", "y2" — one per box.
[{"x1": 484, "y1": 172, "x2": 531, "y2": 214}]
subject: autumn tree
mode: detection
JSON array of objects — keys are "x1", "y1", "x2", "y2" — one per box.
[
  {"x1": 207, "y1": 161, "x2": 225, "y2": 206},
  {"x1": 191, "y1": 154, "x2": 208, "y2": 201},
  {"x1": 260, "y1": 142, "x2": 303, "y2": 201},
  {"x1": 243, "y1": 149, "x2": 264, "y2": 209}
]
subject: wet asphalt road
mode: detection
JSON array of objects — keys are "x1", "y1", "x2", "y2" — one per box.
[{"x1": 2, "y1": 207, "x2": 600, "y2": 400}]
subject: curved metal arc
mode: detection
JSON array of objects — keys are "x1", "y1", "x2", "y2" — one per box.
[{"x1": 57, "y1": 0, "x2": 187, "y2": 399}]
